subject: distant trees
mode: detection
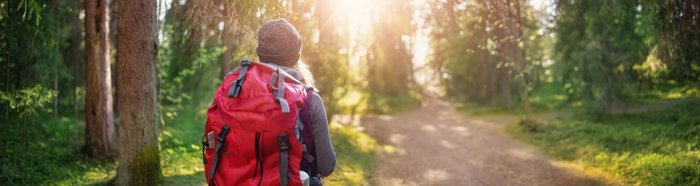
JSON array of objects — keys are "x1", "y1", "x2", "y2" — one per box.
[
  {"x1": 427, "y1": 0, "x2": 699, "y2": 113},
  {"x1": 1, "y1": 0, "x2": 77, "y2": 119},
  {"x1": 427, "y1": 0, "x2": 528, "y2": 108},
  {"x1": 311, "y1": 0, "x2": 346, "y2": 118},
  {"x1": 115, "y1": 0, "x2": 161, "y2": 184},
  {"x1": 554, "y1": 0, "x2": 699, "y2": 113},
  {"x1": 366, "y1": 0, "x2": 417, "y2": 111},
  {"x1": 648, "y1": 0, "x2": 700, "y2": 84},
  {"x1": 555, "y1": 0, "x2": 648, "y2": 113},
  {"x1": 84, "y1": 0, "x2": 115, "y2": 158}
]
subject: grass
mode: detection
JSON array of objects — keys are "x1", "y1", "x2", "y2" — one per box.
[
  {"x1": 1, "y1": 100, "x2": 379, "y2": 185},
  {"x1": 507, "y1": 98, "x2": 700, "y2": 186},
  {"x1": 323, "y1": 124, "x2": 378, "y2": 185},
  {"x1": 335, "y1": 86, "x2": 422, "y2": 115},
  {"x1": 0, "y1": 117, "x2": 115, "y2": 185},
  {"x1": 454, "y1": 83, "x2": 582, "y2": 117}
]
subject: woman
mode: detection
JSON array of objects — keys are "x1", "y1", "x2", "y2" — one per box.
[{"x1": 256, "y1": 18, "x2": 336, "y2": 185}]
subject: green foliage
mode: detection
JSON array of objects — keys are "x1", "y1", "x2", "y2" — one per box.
[
  {"x1": 553, "y1": 0, "x2": 700, "y2": 113},
  {"x1": 508, "y1": 99, "x2": 700, "y2": 185},
  {"x1": 0, "y1": 84, "x2": 56, "y2": 117},
  {"x1": 16, "y1": 0, "x2": 41, "y2": 25},
  {"x1": 554, "y1": 0, "x2": 649, "y2": 113},
  {"x1": 158, "y1": 105, "x2": 207, "y2": 185},
  {"x1": 644, "y1": 0, "x2": 700, "y2": 84},
  {"x1": 158, "y1": 45, "x2": 225, "y2": 108},
  {"x1": 1, "y1": 0, "x2": 83, "y2": 119}
]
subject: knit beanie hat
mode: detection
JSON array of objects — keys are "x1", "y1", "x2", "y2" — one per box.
[{"x1": 256, "y1": 19, "x2": 302, "y2": 67}]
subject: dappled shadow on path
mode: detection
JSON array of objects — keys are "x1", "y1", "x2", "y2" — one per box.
[{"x1": 360, "y1": 94, "x2": 604, "y2": 186}]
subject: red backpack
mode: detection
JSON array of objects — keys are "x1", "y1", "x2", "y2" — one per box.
[{"x1": 203, "y1": 60, "x2": 312, "y2": 186}]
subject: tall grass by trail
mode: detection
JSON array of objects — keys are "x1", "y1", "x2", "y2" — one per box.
[{"x1": 508, "y1": 99, "x2": 700, "y2": 186}]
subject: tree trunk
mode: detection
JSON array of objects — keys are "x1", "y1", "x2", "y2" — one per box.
[
  {"x1": 115, "y1": 0, "x2": 161, "y2": 185},
  {"x1": 84, "y1": 0, "x2": 116, "y2": 158},
  {"x1": 110, "y1": 0, "x2": 120, "y2": 117},
  {"x1": 219, "y1": 19, "x2": 235, "y2": 78}
]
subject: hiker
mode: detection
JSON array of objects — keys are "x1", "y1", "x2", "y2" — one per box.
[
  {"x1": 256, "y1": 18, "x2": 336, "y2": 185},
  {"x1": 203, "y1": 18, "x2": 335, "y2": 186}
]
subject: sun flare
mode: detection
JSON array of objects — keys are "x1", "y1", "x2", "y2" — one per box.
[{"x1": 329, "y1": 0, "x2": 374, "y2": 28}]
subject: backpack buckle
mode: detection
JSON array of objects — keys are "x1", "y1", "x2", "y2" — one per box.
[
  {"x1": 239, "y1": 59, "x2": 251, "y2": 67},
  {"x1": 278, "y1": 133, "x2": 289, "y2": 151},
  {"x1": 217, "y1": 126, "x2": 230, "y2": 142}
]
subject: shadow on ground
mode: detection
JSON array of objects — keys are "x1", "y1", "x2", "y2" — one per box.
[{"x1": 360, "y1": 94, "x2": 606, "y2": 186}]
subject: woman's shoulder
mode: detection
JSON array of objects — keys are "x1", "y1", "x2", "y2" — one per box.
[{"x1": 307, "y1": 90, "x2": 323, "y2": 105}]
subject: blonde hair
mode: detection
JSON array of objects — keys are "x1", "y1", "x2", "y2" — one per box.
[{"x1": 293, "y1": 60, "x2": 315, "y2": 87}]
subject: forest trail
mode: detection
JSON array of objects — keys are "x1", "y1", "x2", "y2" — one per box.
[{"x1": 360, "y1": 93, "x2": 603, "y2": 186}]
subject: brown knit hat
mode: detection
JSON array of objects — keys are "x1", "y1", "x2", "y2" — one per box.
[{"x1": 256, "y1": 19, "x2": 302, "y2": 67}]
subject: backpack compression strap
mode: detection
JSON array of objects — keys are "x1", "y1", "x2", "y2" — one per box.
[
  {"x1": 278, "y1": 133, "x2": 290, "y2": 186},
  {"x1": 228, "y1": 60, "x2": 252, "y2": 98},
  {"x1": 208, "y1": 125, "x2": 230, "y2": 186}
]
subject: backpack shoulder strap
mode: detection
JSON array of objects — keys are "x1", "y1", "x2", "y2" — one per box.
[
  {"x1": 270, "y1": 68, "x2": 290, "y2": 113},
  {"x1": 227, "y1": 59, "x2": 252, "y2": 98}
]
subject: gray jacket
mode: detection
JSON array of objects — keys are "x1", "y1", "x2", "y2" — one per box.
[{"x1": 279, "y1": 66, "x2": 336, "y2": 177}]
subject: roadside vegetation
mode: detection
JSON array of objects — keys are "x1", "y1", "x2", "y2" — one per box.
[{"x1": 503, "y1": 85, "x2": 700, "y2": 186}]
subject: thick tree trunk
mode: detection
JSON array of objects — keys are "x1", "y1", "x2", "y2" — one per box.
[
  {"x1": 84, "y1": 0, "x2": 115, "y2": 158},
  {"x1": 115, "y1": 0, "x2": 161, "y2": 185}
]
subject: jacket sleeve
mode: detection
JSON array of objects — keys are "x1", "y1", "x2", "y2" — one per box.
[{"x1": 310, "y1": 92, "x2": 336, "y2": 177}]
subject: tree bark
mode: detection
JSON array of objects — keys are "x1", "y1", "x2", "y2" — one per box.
[
  {"x1": 115, "y1": 0, "x2": 161, "y2": 185},
  {"x1": 219, "y1": 15, "x2": 235, "y2": 78},
  {"x1": 110, "y1": 0, "x2": 120, "y2": 116},
  {"x1": 84, "y1": 0, "x2": 116, "y2": 158}
]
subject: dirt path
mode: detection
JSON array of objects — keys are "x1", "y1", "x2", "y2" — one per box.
[{"x1": 360, "y1": 95, "x2": 603, "y2": 186}]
